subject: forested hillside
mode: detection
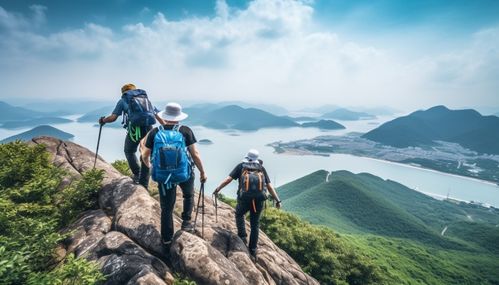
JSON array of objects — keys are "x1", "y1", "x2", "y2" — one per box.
[{"x1": 277, "y1": 170, "x2": 499, "y2": 284}]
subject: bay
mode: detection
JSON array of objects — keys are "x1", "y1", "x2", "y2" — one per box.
[{"x1": 1, "y1": 115, "x2": 498, "y2": 207}]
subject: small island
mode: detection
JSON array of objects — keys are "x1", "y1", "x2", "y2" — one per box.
[
  {"x1": 198, "y1": 139, "x2": 213, "y2": 145},
  {"x1": 301, "y1": 119, "x2": 345, "y2": 130},
  {"x1": 1, "y1": 125, "x2": 74, "y2": 143}
]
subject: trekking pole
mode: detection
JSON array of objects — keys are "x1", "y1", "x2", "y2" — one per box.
[
  {"x1": 213, "y1": 193, "x2": 218, "y2": 223},
  {"x1": 194, "y1": 182, "x2": 205, "y2": 238},
  {"x1": 201, "y1": 183, "x2": 205, "y2": 238},
  {"x1": 94, "y1": 123, "x2": 103, "y2": 168}
]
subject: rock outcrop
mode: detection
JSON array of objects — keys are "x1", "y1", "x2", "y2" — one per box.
[{"x1": 31, "y1": 137, "x2": 318, "y2": 285}]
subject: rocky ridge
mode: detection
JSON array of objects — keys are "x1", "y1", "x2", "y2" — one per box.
[{"x1": 31, "y1": 137, "x2": 318, "y2": 285}]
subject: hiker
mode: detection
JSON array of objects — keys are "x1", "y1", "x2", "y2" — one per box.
[
  {"x1": 213, "y1": 149, "x2": 281, "y2": 260},
  {"x1": 141, "y1": 102, "x2": 207, "y2": 250},
  {"x1": 98, "y1": 83, "x2": 157, "y2": 189}
]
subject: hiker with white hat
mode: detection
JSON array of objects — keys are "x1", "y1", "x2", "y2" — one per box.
[
  {"x1": 213, "y1": 149, "x2": 281, "y2": 261},
  {"x1": 141, "y1": 102, "x2": 207, "y2": 251}
]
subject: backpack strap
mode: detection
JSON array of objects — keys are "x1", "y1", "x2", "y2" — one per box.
[
  {"x1": 258, "y1": 173, "x2": 263, "y2": 191},
  {"x1": 244, "y1": 171, "x2": 250, "y2": 192},
  {"x1": 173, "y1": 124, "x2": 181, "y2": 132},
  {"x1": 128, "y1": 125, "x2": 141, "y2": 143}
]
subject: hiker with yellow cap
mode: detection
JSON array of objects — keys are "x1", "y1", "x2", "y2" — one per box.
[
  {"x1": 213, "y1": 149, "x2": 281, "y2": 261},
  {"x1": 99, "y1": 83, "x2": 159, "y2": 189}
]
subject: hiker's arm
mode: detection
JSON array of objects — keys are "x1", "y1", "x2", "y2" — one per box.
[
  {"x1": 153, "y1": 106, "x2": 165, "y2": 125},
  {"x1": 188, "y1": 144, "x2": 207, "y2": 183},
  {"x1": 267, "y1": 183, "x2": 282, "y2": 209},
  {"x1": 100, "y1": 114, "x2": 118, "y2": 124},
  {"x1": 139, "y1": 133, "x2": 149, "y2": 162},
  {"x1": 155, "y1": 113, "x2": 166, "y2": 125},
  {"x1": 214, "y1": 176, "x2": 233, "y2": 195},
  {"x1": 141, "y1": 147, "x2": 152, "y2": 168}
]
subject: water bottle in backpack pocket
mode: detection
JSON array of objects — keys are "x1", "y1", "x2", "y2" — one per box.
[
  {"x1": 239, "y1": 162, "x2": 268, "y2": 201},
  {"x1": 122, "y1": 89, "x2": 156, "y2": 127},
  {"x1": 151, "y1": 125, "x2": 191, "y2": 186}
]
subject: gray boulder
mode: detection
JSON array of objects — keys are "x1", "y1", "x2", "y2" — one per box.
[{"x1": 32, "y1": 137, "x2": 318, "y2": 285}]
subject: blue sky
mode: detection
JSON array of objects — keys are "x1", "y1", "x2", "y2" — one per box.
[{"x1": 1, "y1": 0, "x2": 498, "y2": 111}]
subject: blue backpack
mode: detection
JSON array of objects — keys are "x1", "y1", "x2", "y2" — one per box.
[
  {"x1": 122, "y1": 89, "x2": 156, "y2": 127},
  {"x1": 151, "y1": 125, "x2": 192, "y2": 188}
]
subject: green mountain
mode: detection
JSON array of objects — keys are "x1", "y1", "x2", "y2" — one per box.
[
  {"x1": 1, "y1": 125, "x2": 74, "y2": 143},
  {"x1": 363, "y1": 105, "x2": 499, "y2": 155},
  {"x1": 1, "y1": 117, "x2": 72, "y2": 129},
  {"x1": 277, "y1": 170, "x2": 499, "y2": 284},
  {"x1": 185, "y1": 105, "x2": 298, "y2": 130},
  {"x1": 278, "y1": 170, "x2": 499, "y2": 249},
  {"x1": 322, "y1": 108, "x2": 376, "y2": 120},
  {"x1": 301, "y1": 119, "x2": 345, "y2": 130}
]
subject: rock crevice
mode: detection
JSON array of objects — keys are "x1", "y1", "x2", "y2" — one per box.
[{"x1": 32, "y1": 137, "x2": 318, "y2": 285}]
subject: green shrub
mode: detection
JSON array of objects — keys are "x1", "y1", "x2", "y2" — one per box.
[
  {"x1": 0, "y1": 142, "x2": 52, "y2": 189},
  {"x1": 218, "y1": 195, "x2": 382, "y2": 285},
  {"x1": 27, "y1": 254, "x2": 105, "y2": 285},
  {"x1": 261, "y1": 208, "x2": 382, "y2": 285},
  {"x1": 173, "y1": 274, "x2": 197, "y2": 285},
  {"x1": 0, "y1": 141, "x2": 105, "y2": 284},
  {"x1": 58, "y1": 169, "x2": 104, "y2": 226},
  {"x1": 111, "y1": 159, "x2": 132, "y2": 176}
]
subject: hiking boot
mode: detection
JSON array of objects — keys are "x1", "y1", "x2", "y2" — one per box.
[
  {"x1": 240, "y1": 237, "x2": 248, "y2": 246},
  {"x1": 132, "y1": 174, "x2": 140, "y2": 184},
  {"x1": 162, "y1": 239, "x2": 172, "y2": 256},
  {"x1": 181, "y1": 221, "x2": 194, "y2": 233},
  {"x1": 249, "y1": 248, "x2": 258, "y2": 262}
]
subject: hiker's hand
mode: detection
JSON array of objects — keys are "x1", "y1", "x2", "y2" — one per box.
[
  {"x1": 275, "y1": 200, "x2": 282, "y2": 209},
  {"x1": 213, "y1": 188, "x2": 220, "y2": 197},
  {"x1": 99, "y1": 116, "x2": 106, "y2": 126},
  {"x1": 200, "y1": 172, "x2": 207, "y2": 183}
]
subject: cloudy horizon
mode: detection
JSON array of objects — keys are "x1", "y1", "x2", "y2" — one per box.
[{"x1": 1, "y1": 0, "x2": 499, "y2": 113}]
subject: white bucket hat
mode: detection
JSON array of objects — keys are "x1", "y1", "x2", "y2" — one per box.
[
  {"x1": 242, "y1": 149, "x2": 260, "y2": 163},
  {"x1": 158, "y1": 102, "x2": 188, "y2": 122}
]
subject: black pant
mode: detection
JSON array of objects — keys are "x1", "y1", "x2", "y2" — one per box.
[
  {"x1": 124, "y1": 127, "x2": 151, "y2": 189},
  {"x1": 235, "y1": 197, "x2": 264, "y2": 252},
  {"x1": 158, "y1": 174, "x2": 195, "y2": 242}
]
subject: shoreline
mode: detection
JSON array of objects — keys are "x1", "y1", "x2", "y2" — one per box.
[{"x1": 274, "y1": 148, "x2": 499, "y2": 187}]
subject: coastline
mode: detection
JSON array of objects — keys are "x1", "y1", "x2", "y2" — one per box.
[{"x1": 274, "y1": 148, "x2": 499, "y2": 187}]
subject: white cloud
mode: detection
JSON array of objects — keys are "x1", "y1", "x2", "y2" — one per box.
[{"x1": 0, "y1": 0, "x2": 498, "y2": 111}]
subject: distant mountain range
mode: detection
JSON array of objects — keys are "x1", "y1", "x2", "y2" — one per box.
[
  {"x1": 322, "y1": 108, "x2": 376, "y2": 121},
  {"x1": 0, "y1": 101, "x2": 74, "y2": 130},
  {"x1": 184, "y1": 105, "x2": 347, "y2": 131},
  {"x1": 363, "y1": 105, "x2": 499, "y2": 155},
  {"x1": 77, "y1": 104, "x2": 347, "y2": 131},
  {"x1": 301, "y1": 105, "x2": 397, "y2": 116},
  {"x1": 0, "y1": 101, "x2": 51, "y2": 123},
  {"x1": 185, "y1": 105, "x2": 298, "y2": 130},
  {"x1": 77, "y1": 106, "x2": 115, "y2": 123},
  {"x1": 1, "y1": 125, "x2": 74, "y2": 143},
  {"x1": 1, "y1": 117, "x2": 72, "y2": 129},
  {"x1": 278, "y1": 170, "x2": 499, "y2": 252}
]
